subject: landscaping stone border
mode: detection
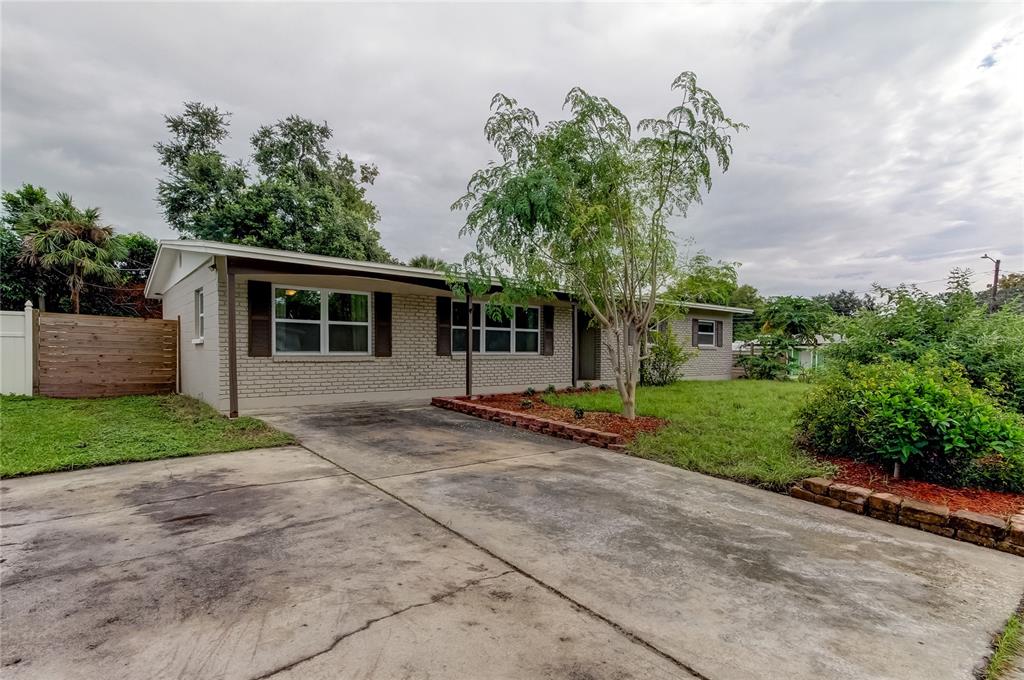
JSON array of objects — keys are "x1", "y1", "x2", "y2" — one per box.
[
  {"x1": 431, "y1": 395, "x2": 626, "y2": 451},
  {"x1": 791, "y1": 477, "x2": 1024, "y2": 557}
]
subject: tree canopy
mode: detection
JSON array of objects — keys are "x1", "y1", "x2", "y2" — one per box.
[
  {"x1": 452, "y1": 71, "x2": 744, "y2": 417},
  {"x1": 156, "y1": 102, "x2": 392, "y2": 262},
  {"x1": 669, "y1": 250, "x2": 739, "y2": 305},
  {"x1": 407, "y1": 254, "x2": 448, "y2": 270},
  {"x1": 813, "y1": 289, "x2": 876, "y2": 316},
  {"x1": 2, "y1": 184, "x2": 160, "y2": 316}
]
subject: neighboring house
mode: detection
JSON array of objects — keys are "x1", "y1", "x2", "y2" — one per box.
[
  {"x1": 732, "y1": 334, "x2": 839, "y2": 376},
  {"x1": 145, "y1": 240, "x2": 751, "y2": 415}
]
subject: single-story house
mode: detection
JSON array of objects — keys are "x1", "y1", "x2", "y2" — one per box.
[{"x1": 144, "y1": 240, "x2": 752, "y2": 415}]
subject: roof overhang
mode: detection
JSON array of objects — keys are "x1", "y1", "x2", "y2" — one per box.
[{"x1": 144, "y1": 240, "x2": 752, "y2": 314}]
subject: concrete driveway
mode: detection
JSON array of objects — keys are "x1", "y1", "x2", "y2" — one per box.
[{"x1": 2, "y1": 403, "x2": 1021, "y2": 680}]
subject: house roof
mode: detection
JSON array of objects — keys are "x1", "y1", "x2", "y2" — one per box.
[{"x1": 145, "y1": 240, "x2": 753, "y2": 314}]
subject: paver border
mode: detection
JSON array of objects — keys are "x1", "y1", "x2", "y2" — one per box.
[
  {"x1": 431, "y1": 395, "x2": 626, "y2": 451},
  {"x1": 791, "y1": 476, "x2": 1023, "y2": 557}
]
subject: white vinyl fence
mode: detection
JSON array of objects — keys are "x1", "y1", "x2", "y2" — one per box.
[{"x1": 0, "y1": 302, "x2": 34, "y2": 395}]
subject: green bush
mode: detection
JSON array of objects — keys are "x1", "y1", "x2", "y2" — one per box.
[
  {"x1": 736, "y1": 335, "x2": 794, "y2": 380},
  {"x1": 640, "y1": 330, "x2": 691, "y2": 386},
  {"x1": 796, "y1": 358, "x2": 1024, "y2": 492},
  {"x1": 827, "y1": 278, "x2": 1024, "y2": 413}
]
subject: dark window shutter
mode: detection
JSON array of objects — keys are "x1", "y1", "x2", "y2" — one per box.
[
  {"x1": 715, "y1": 320, "x2": 724, "y2": 348},
  {"x1": 542, "y1": 305, "x2": 555, "y2": 356},
  {"x1": 593, "y1": 327, "x2": 602, "y2": 379},
  {"x1": 374, "y1": 292, "x2": 392, "y2": 357},
  {"x1": 627, "y1": 326, "x2": 637, "y2": 347},
  {"x1": 691, "y1": 318, "x2": 699, "y2": 347},
  {"x1": 436, "y1": 296, "x2": 451, "y2": 356},
  {"x1": 248, "y1": 280, "x2": 272, "y2": 357}
]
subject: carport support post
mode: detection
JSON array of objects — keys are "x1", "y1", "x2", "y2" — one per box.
[
  {"x1": 571, "y1": 303, "x2": 578, "y2": 388},
  {"x1": 227, "y1": 263, "x2": 239, "y2": 418},
  {"x1": 465, "y1": 292, "x2": 473, "y2": 397}
]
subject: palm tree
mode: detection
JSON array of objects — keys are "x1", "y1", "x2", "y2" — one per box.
[
  {"x1": 408, "y1": 254, "x2": 447, "y2": 270},
  {"x1": 16, "y1": 193, "x2": 125, "y2": 313}
]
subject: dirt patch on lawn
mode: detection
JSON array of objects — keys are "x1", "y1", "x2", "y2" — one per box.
[
  {"x1": 467, "y1": 392, "x2": 667, "y2": 443},
  {"x1": 827, "y1": 457, "x2": 1024, "y2": 518}
]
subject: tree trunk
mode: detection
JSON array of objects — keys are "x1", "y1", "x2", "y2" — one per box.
[
  {"x1": 71, "y1": 265, "x2": 82, "y2": 314},
  {"x1": 621, "y1": 377, "x2": 637, "y2": 420}
]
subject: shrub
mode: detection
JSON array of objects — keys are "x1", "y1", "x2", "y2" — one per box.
[
  {"x1": 736, "y1": 334, "x2": 794, "y2": 381},
  {"x1": 582, "y1": 381, "x2": 592, "y2": 391},
  {"x1": 827, "y1": 278, "x2": 1024, "y2": 413},
  {"x1": 524, "y1": 386, "x2": 536, "y2": 396},
  {"x1": 640, "y1": 330, "x2": 691, "y2": 386},
  {"x1": 573, "y1": 406, "x2": 585, "y2": 420},
  {"x1": 520, "y1": 398, "x2": 534, "y2": 409},
  {"x1": 545, "y1": 384, "x2": 556, "y2": 394},
  {"x1": 797, "y1": 358, "x2": 1024, "y2": 492}
]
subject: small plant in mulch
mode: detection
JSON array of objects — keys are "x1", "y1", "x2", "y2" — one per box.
[
  {"x1": 545, "y1": 384, "x2": 556, "y2": 394},
  {"x1": 573, "y1": 407, "x2": 585, "y2": 420},
  {"x1": 520, "y1": 399, "x2": 534, "y2": 409},
  {"x1": 582, "y1": 381, "x2": 592, "y2": 391},
  {"x1": 524, "y1": 387, "x2": 536, "y2": 396}
]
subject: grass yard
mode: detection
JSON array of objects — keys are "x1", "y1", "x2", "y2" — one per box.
[
  {"x1": 0, "y1": 395, "x2": 294, "y2": 477},
  {"x1": 546, "y1": 381, "x2": 833, "y2": 490}
]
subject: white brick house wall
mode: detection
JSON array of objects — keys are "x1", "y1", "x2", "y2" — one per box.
[
  {"x1": 219, "y1": 278, "x2": 575, "y2": 410},
  {"x1": 596, "y1": 310, "x2": 734, "y2": 383}
]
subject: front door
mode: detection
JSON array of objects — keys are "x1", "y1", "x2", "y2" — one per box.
[{"x1": 577, "y1": 311, "x2": 601, "y2": 381}]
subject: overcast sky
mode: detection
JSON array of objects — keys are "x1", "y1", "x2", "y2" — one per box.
[{"x1": 2, "y1": 1, "x2": 1022, "y2": 296}]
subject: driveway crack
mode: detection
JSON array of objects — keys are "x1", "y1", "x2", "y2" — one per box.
[
  {"x1": 294, "y1": 441, "x2": 714, "y2": 680},
  {"x1": 249, "y1": 569, "x2": 515, "y2": 679}
]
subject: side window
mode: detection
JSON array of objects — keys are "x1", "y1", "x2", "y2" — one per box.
[
  {"x1": 696, "y1": 320, "x2": 716, "y2": 346},
  {"x1": 194, "y1": 288, "x2": 205, "y2": 340}
]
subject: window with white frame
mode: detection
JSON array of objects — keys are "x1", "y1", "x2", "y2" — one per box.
[
  {"x1": 452, "y1": 301, "x2": 539, "y2": 354},
  {"x1": 194, "y1": 288, "x2": 205, "y2": 340},
  {"x1": 273, "y1": 287, "x2": 370, "y2": 355},
  {"x1": 696, "y1": 320, "x2": 716, "y2": 346}
]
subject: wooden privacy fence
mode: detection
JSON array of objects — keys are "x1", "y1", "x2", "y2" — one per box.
[{"x1": 36, "y1": 312, "x2": 178, "y2": 398}]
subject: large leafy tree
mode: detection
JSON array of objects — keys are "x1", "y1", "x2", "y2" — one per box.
[
  {"x1": 813, "y1": 289, "x2": 876, "y2": 317},
  {"x1": 760, "y1": 296, "x2": 834, "y2": 347},
  {"x1": 668, "y1": 250, "x2": 739, "y2": 305},
  {"x1": 156, "y1": 103, "x2": 392, "y2": 262},
  {"x1": 978, "y1": 272, "x2": 1024, "y2": 312},
  {"x1": 453, "y1": 71, "x2": 744, "y2": 418},
  {"x1": 13, "y1": 192, "x2": 126, "y2": 314},
  {"x1": 729, "y1": 283, "x2": 764, "y2": 341}
]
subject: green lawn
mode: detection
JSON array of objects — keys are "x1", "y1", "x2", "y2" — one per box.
[
  {"x1": 0, "y1": 395, "x2": 294, "y2": 477},
  {"x1": 546, "y1": 381, "x2": 833, "y2": 490}
]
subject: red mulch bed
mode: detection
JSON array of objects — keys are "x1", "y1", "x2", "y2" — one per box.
[
  {"x1": 467, "y1": 392, "x2": 667, "y2": 442},
  {"x1": 827, "y1": 457, "x2": 1024, "y2": 518}
]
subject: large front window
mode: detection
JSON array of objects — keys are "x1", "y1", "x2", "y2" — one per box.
[
  {"x1": 273, "y1": 287, "x2": 370, "y2": 354},
  {"x1": 452, "y1": 301, "x2": 539, "y2": 354}
]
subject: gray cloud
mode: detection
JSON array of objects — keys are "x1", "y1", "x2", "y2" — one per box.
[{"x1": 2, "y1": 2, "x2": 1021, "y2": 296}]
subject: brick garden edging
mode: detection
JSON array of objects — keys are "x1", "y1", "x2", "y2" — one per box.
[
  {"x1": 431, "y1": 396, "x2": 627, "y2": 451},
  {"x1": 792, "y1": 477, "x2": 1024, "y2": 557}
]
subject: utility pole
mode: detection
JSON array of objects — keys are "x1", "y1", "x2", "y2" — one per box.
[{"x1": 981, "y1": 254, "x2": 1001, "y2": 312}]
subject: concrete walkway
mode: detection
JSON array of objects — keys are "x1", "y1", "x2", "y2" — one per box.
[{"x1": 2, "y1": 402, "x2": 1021, "y2": 679}]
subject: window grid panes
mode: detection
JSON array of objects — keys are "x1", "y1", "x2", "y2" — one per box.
[
  {"x1": 273, "y1": 287, "x2": 371, "y2": 355},
  {"x1": 696, "y1": 320, "x2": 716, "y2": 346},
  {"x1": 452, "y1": 301, "x2": 540, "y2": 354}
]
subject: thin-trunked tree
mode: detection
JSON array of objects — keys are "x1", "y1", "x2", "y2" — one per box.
[{"x1": 452, "y1": 71, "x2": 744, "y2": 418}]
